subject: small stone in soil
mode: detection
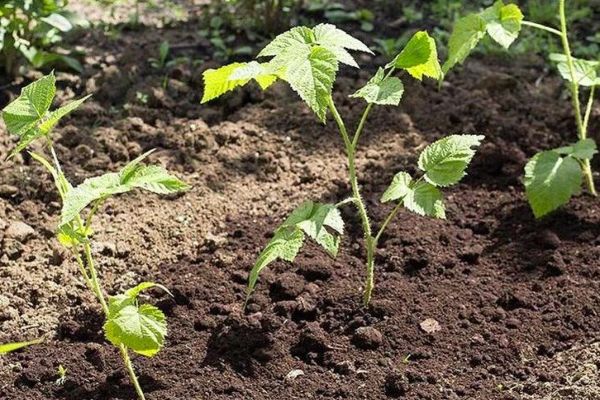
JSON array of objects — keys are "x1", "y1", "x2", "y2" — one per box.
[
  {"x1": 420, "y1": 318, "x2": 441, "y2": 334},
  {"x1": 538, "y1": 230, "x2": 561, "y2": 249},
  {"x1": 4, "y1": 221, "x2": 35, "y2": 243},
  {"x1": 285, "y1": 369, "x2": 304, "y2": 381},
  {"x1": 352, "y1": 326, "x2": 383, "y2": 349},
  {"x1": 0, "y1": 184, "x2": 18, "y2": 197}
]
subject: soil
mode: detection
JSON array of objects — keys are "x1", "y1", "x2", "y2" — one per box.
[{"x1": 1, "y1": 1, "x2": 600, "y2": 399}]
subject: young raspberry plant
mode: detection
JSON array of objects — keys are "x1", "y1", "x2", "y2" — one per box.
[
  {"x1": 202, "y1": 24, "x2": 483, "y2": 305},
  {"x1": 443, "y1": 0, "x2": 598, "y2": 218},
  {"x1": 1, "y1": 73, "x2": 189, "y2": 400}
]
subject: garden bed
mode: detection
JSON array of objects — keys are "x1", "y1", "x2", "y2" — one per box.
[{"x1": 1, "y1": 2, "x2": 599, "y2": 399}]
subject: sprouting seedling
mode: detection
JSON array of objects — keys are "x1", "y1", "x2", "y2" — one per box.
[
  {"x1": 56, "y1": 364, "x2": 67, "y2": 386},
  {"x1": 202, "y1": 24, "x2": 483, "y2": 305},
  {"x1": 443, "y1": 0, "x2": 598, "y2": 218},
  {"x1": 1, "y1": 73, "x2": 189, "y2": 400}
]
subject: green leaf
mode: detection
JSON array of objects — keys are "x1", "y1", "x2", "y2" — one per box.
[
  {"x1": 228, "y1": 61, "x2": 278, "y2": 90},
  {"x1": 201, "y1": 62, "x2": 279, "y2": 103},
  {"x1": 480, "y1": 1, "x2": 523, "y2": 49},
  {"x1": 284, "y1": 201, "x2": 344, "y2": 257},
  {"x1": 246, "y1": 227, "x2": 305, "y2": 298},
  {"x1": 246, "y1": 201, "x2": 344, "y2": 299},
  {"x1": 124, "y1": 165, "x2": 190, "y2": 194},
  {"x1": 418, "y1": 134, "x2": 484, "y2": 187},
  {"x1": 258, "y1": 26, "x2": 315, "y2": 58},
  {"x1": 61, "y1": 154, "x2": 188, "y2": 226},
  {"x1": 555, "y1": 138, "x2": 598, "y2": 160},
  {"x1": 41, "y1": 13, "x2": 73, "y2": 32},
  {"x1": 0, "y1": 338, "x2": 43, "y2": 355},
  {"x1": 125, "y1": 281, "x2": 173, "y2": 299},
  {"x1": 442, "y1": 14, "x2": 487, "y2": 74},
  {"x1": 104, "y1": 283, "x2": 169, "y2": 357},
  {"x1": 524, "y1": 151, "x2": 583, "y2": 218},
  {"x1": 275, "y1": 45, "x2": 339, "y2": 122},
  {"x1": 201, "y1": 63, "x2": 252, "y2": 103},
  {"x1": 57, "y1": 224, "x2": 89, "y2": 248},
  {"x1": 38, "y1": 94, "x2": 92, "y2": 134},
  {"x1": 403, "y1": 181, "x2": 446, "y2": 219},
  {"x1": 312, "y1": 23, "x2": 373, "y2": 67},
  {"x1": 549, "y1": 53, "x2": 599, "y2": 87},
  {"x1": 104, "y1": 301, "x2": 167, "y2": 357},
  {"x1": 60, "y1": 173, "x2": 126, "y2": 226},
  {"x1": 388, "y1": 31, "x2": 442, "y2": 81},
  {"x1": 350, "y1": 67, "x2": 404, "y2": 105},
  {"x1": 381, "y1": 172, "x2": 413, "y2": 203},
  {"x1": 259, "y1": 24, "x2": 372, "y2": 68},
  {"x1": 2, "y1": 73, "x2": 56, "y2": 136}
]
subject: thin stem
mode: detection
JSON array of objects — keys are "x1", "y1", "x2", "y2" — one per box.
[
  {"x1": 558, "y1": 0, "x2": 597, "y2": 195},
  {"x1": 120, "y1": 345, "x2": 146, "y2": 400},
  {"x1": 374, "y1": 202, "x2": 403, "y2": 245},
  {"x1": 352, "y1": 68, "x2": 396, "y2": 147},
  {"x1": 71, "y1": 247, "x2": 94, "y2": 292},
  {"x1": 327, "y1": 96, "x2": 375, "y2": 305},
  {"x1": 558, "y1": 0, "x2": 584, "y2": 139},
  {"x1": 522, "y1": 20, "x2": 562, "y2": 37},
  {"x1": 583, "y1": 85, "x2": 595, "y2": 135}
]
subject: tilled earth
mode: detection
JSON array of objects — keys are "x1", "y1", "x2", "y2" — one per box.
[{"x1": 1, "y1": 2, "x2": 599, "y2": 399}]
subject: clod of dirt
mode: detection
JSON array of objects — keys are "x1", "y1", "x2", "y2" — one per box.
[
  {"x1": 2, "y1": 239, "x2": 23, "y2": 260},
  {"x1": 546, "y1": 252, "x2": 567, "y2": 276},
  {"x1": 384, "y1": 373, "x2": 410, "y2": 397},
  {"x1": 538, "y1": 230, "x2": 561, "y2": 249},
  {"x1": 352, "y1": 326, "x2": 383, "y2": 349},
  {"x1": 458, "y1": 244, "x2": 484, "y2": 264},
  {"x1": 292, "y1": 323, "x2": 331, "y2": 363},
  {"x1": 0, "y1": 185, "x2": 18, "y2": 198},
  {"x1": 419, "y1": 318, "x2": 441, "y2": 334},
  {"x1": 270, "y1": 272, "x2": 305, "y2": 300},
  {"x1": 4, "y1": 221, "x2": 35, "y2": 243}
]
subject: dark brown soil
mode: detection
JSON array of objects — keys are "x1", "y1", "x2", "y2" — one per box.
[{"x1": 1, "y1": 2, "x2": 600, "y2": 400}]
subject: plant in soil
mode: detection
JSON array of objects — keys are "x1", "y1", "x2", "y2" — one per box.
[
  {"x1": 0, "y1": 1, "x2": 85, "y2": 77},
  {"x1": 1, "y1": 73, "x2": 189, "y2": 400},
  {"x1": 443, "y1": 0, "x2": 598, "y2": 218},
  {"x1": 202, "y1": 24, "x2": 483, "y2": 305}
]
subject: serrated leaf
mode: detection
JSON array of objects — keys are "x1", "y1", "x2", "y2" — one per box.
[
  {"x1": 275, "y1": 45, "x2": 339, "y2": 122},
  {"x1": 259, "y1": 24, "x2": 372, "y2": 68},
  {"x1": 61, "y1": 156, "x2": 188, "y2": 226},
  {"x1": 201, "y1": 63, "x2": 251, "y2": 103},
  {"x1": 350, "y1": 67, "x2": 404, "y2": 105},
  {"x1": 388, "y1": 31, "x2": 442, "y2": 81},
  {"x1": 524, "y1": 151, "x2": 583, "y2": 218},
  {"x1": 555, "y1": 138, "x2": 598, "y2": 160},
  {"x1": 246, "y1": 201, "x2": 345, "y2": 299},
  {"x1": 284, "y1": 201, "x2": 344, "y2": 257},
  {"x1": 549, "y1": 53, "x2": 599, "y2": 87},
  {"x1": 312, "y1": 23, "x2": 373, "y2": 67},
  {"x1": 2, "y1": 73, "x2": 56, "y2": 136},
  {"x1": 481, "y1": 1, "x2": 523, "y2": 49},
  {"x1": 442, "y1": 14, "x2": 487, "y2": 74},
  {"x1": 229, "y1": 61, "x2": 278, "y2": 90},
  {"x1": 381, "y1": 172, "x2": 413, "y2": 203},
  {"x1": 0, "y1": 338, "x2": 43, "y2": 355},
  {"x1": 258, "y1": 26, "x2": 315, "y2": 58},
  {"x1": 104, "y1": 301, "x2": 167, "y2": 357},
  {"x1": 38, "y1": 94, "x2": 91, "y2": 134},
  {"x1": 403, "y1": 181, "x2": 446, "y2": 219},
  {"x1": 125, "y1": 282, "x2": 173, "y2": 299},
  {"x1": 57, "y1": 224, "x2": 88, "y2": 248},
  {"x1": 246, "y1": 227, "x2": 305, "y2": 298},
  {"x1": 418, "y1": 135, "x2": 484, "y2": 187},
  {"x1": 60, "y1": 173, "x2": 126, "y2": 226},
  {"x1": 124, "y1": 165, "x2": 190, "y2": 194}
]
